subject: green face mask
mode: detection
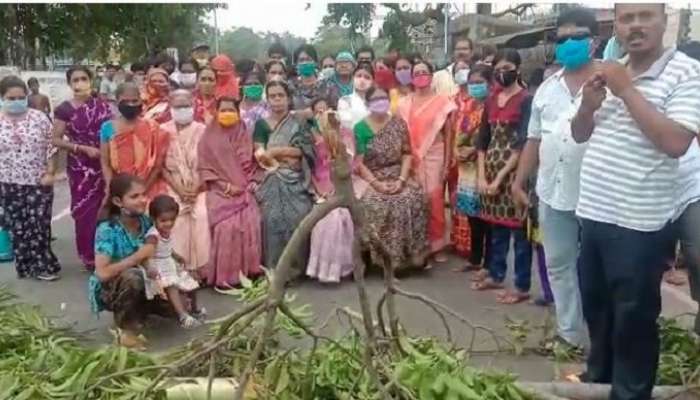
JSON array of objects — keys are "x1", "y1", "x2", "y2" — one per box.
[
  {"x1": 296, "y1": 62, "x2": 317, "y2": 78},
  {"x1": 243, "y1": 84, "x2": 264, "y2": 101}
]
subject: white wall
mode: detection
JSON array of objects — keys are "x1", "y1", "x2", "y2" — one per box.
[{"x1": 0, "y1": 67, "x2": 72, "y2": 116}]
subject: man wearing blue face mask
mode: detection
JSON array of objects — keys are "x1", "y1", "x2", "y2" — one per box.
[{"x1": 511, "y1": 7, "x2": 599, "y2": 355}]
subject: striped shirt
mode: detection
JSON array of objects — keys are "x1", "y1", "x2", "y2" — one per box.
[
  {"x1": 675, "y1": 141, "x2": 700, "y2": 220},
  {"x1": 576, "y1": 48, "x2": 700, "y2": 232}
]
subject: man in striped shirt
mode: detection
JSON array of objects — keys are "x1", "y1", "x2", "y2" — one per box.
[{"x1": 571, "y1": 4, "x2": 700, "y2": 400}]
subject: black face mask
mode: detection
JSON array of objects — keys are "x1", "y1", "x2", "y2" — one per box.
[
  {"x1": 496, "y1": 70, "x2": 519, "y2": 87},
  {"x1": 118, "y1": 102, "x2": 142, "y2": 120}
]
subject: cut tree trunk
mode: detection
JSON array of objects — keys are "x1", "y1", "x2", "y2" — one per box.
[{"x1": 517, "y1": 382, "x2": 700, "y2": 400}]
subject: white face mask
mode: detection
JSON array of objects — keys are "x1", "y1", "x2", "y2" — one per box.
[
  {"x1": 172, "y1": 107, "x2": 194, "y2": 125},
  {"x1": 320, "y1": 67, "x2": 335, "y2": 80},
  {"x1": 454, "y1": 69, "x2": 469, "y2": 86},
  {"x1": 179, "y1": 73, "x2": 197, "y2": 87}
]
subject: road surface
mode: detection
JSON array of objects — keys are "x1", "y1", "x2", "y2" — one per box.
[{"x1": 0, "y1": 179, "x2": 696, "y2": 381}]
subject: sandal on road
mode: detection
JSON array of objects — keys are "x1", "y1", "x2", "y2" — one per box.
[
  {"x1": 496, "y1": 290, "x2": 530, "y2": 304},
  {"x1": 179, "y1": 314, "x2": 202, "y2": 329},
  {"x1": 471, "y1": 278, "x2": 503, "y2": 291},
  {"x1": 452, "y1": 263, "x2": 481, "y2": 273},
  {"x1": 470, "y1": 269, "x2": 489, "y2": 282}
]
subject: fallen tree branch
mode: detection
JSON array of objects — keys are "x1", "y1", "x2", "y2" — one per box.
[
  {"x1": 393, "y1": 286, "x2": 511, "y2": 352},
  {"x1": 376, "y1": 291, "x2": 388, "y2": 338}
]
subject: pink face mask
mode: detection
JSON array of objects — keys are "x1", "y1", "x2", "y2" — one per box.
[
  {"x1": 353, "y1": 76, "x2": 372, "y2": 92},
  {"x1": 412, "y1": 74, "x2": 432, "y2": 89}
]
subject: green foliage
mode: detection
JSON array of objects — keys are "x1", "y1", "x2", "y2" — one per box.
[
  {"x1": 313, "y1": 24, "x2": 366, "y2": 59},
  {"x1": 0, "y1": 287, "x2": 165, "y2": 399},
  {"x1": 657, "y1": 317, "x2": 700, "y2": 386},
  {"x1": 394, "y1": 337, "x2": 536, "y2": 400},
  {"x1": 322, "y1": 4, "x2": 376, "y2": 41},
  {"x1": 0, "y1": 3, "x2": 218, "y2": 67},
  {"x1": 218, "y1": 28, "x2": 306, "y2": 62},
  {"x1": 380, "y1": 10, "x2": 415, "y2": 53}
]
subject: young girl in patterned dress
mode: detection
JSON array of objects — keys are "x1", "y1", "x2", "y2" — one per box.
[{"x1": 144, "y1": 195, "x2": 203, "y2": 328}]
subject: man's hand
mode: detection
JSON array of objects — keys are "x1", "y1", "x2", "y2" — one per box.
[
  {"x1": 580, "y1": 72, "x2": 607, "y2": 114},
  {"x1": 600, "y1": 61, "x2": 634, "y2": 99}
]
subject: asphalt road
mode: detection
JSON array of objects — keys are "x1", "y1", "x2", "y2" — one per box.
[{"x1": 1, "y1": 179, "x2": 696, "y2": 381}]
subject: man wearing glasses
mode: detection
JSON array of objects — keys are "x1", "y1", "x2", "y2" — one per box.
[
  {"x1": 572, "y1": 4, "x2": 700, "y2": 400},
  {"x1": 512, "y1": 7, "x2": 596, "y2": 357}
]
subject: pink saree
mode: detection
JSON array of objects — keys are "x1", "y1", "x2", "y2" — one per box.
[
  {"x1": 398, "y1": 94, "x2": 456, "y2": 253},
  {"x1": 197, "y1": 120, "x2": 263, "y2": 288},
  {"x1": 162, "y1": 120, "x2": 210, "y2": 272}
]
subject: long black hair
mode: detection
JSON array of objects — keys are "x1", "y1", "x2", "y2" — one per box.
[{"x1": 100, "y1": 173, "x2": 143, "y2": 221}]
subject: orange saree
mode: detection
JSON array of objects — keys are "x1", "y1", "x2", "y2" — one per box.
[
  {"x1": 109, "y1": 119, "x2": 169, "y2": 199},
  {"x1": 398, "y1": 94, "x2": 456, "y2": 253}
]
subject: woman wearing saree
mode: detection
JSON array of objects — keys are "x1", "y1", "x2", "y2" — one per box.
[
  {"x1": 193, "y1": 66, "x2": 217, "y2": 125},
  {"x1": 142, "y1": 68, "x2": 172, "y2": 124},
  {"x1": 198, "y1": 96, "x2": 263, "y2": 289},
  {"x1": 354, "y1": 87, "x2": 429, "y2": 273},
  {"x1": 161, "y1": 90, "x2": 210, "y2": 275},
  {"x1": 306, "y1": 111, "x2": 354, "y2": 283},
  {"x1": 210, "y1": 54, "x2": 239, "y2": 100},
  {"x1": 53, "y1": 66, "x2": 113, "y2": 270},
  {"x1": 100, "y1": 82, "x2": 169, "y2": 201},
  {"x1": 254, "y1": 81, "x2": 315, "y2": 269},
  {"x1": 397, "y1": 60, "x2": 456, "y2": 264}
]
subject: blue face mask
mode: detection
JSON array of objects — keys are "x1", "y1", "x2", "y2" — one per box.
[
  {"x1": 2, "y1": 98, "x2": 28, "y2": 115},
  {"x1": 467, "y1": 83, "x2": 488, "y2": 100},
  {"x1": 555, "y1": 38, "x2": 591, "y2": 71}
]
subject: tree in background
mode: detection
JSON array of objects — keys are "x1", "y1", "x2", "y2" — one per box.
[
  {"x1": 321, "y1": 3, "x2": 447, "y2": 57},
  {"x1": 313, "y1": 24, "x2": 367, "y2": 59},
  {"x1": 217, "y1": 28, "x2": 306, "y2": 63},
  {"x1": 0, "y1": 3, "x2": 218, "y2": 68},
  {"x1": 321, "y1": 3, "x2": 375, "y2": 52}
]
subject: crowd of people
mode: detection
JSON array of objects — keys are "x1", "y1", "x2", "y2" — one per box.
[{"x1": 1, "y1": 3, "x2": 700, "y2": 399}]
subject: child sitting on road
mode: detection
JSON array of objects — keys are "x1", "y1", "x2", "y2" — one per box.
[{"x1": 144, "y1": 195, "x2": 203, "y2": 328}]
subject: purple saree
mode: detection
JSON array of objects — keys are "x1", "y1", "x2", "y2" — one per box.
[{"x1": 55, "y1": 96, "x2": 113, "y2": 268}]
